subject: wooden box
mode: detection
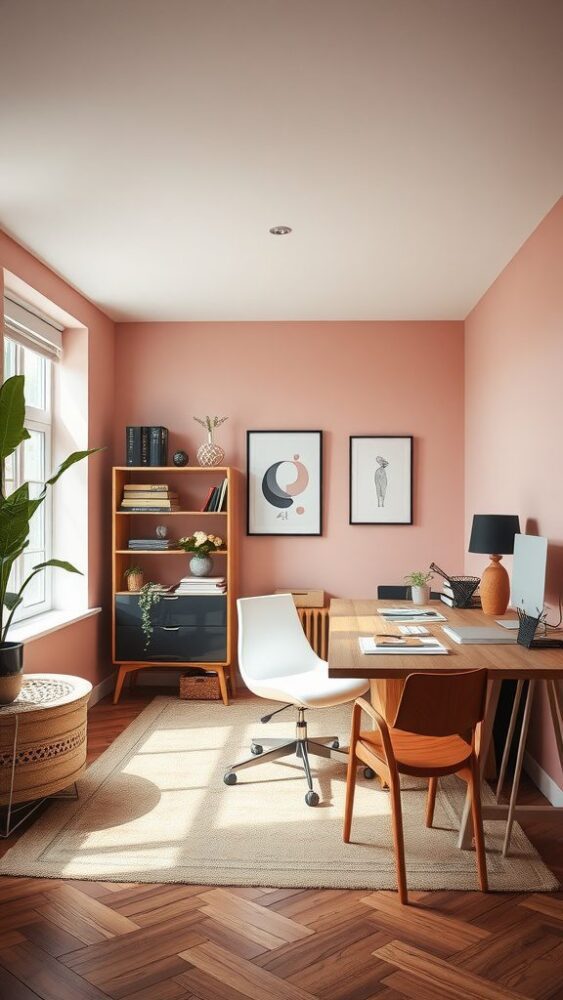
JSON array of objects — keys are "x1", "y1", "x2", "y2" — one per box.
[
  {"x1": 275, "y1": 588, "x2": 325, "y2": 608},
  {"x1": 179, "y1": 671, "x2": 221, "y2": 701}
]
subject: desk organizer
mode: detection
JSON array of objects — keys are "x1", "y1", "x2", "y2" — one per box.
[
  {"x1": 516, "y1": 607, "x2": 542, "y2": 648},
  {"x1": 430, "y1": 563, "x2": 480, "y2": 608}
]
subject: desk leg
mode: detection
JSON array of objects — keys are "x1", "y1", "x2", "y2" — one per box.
[
  {"x1": 546, "y1": 680, "x2": 563, "y2": 764},
  {"x1": 369, "y1": 679, "x2": 404, "y2": 725},
  {"x1": 457, "y1": 678, "x2": 501, "y2": 850},
  {"x1": 496, "y1": 680, "x2": 524, "y2": 802},
  {"x1": 502, "y1": 679, "x2": 535, "y2": 856}
]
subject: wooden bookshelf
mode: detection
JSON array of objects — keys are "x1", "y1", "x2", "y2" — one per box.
[{"x1": 112, "y1": 466, "x2": 238, "y2": 706}]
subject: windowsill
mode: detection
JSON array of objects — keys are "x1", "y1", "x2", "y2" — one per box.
[{"x1": 7, "y1": 607, "x2": 102, "y2": 644}]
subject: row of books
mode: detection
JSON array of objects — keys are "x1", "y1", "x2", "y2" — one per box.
[
  {"x1": 440, "y1": 580, "x2": 482, "y2": 608},
  {"x1": 121, "y1": 483, "x2": 179, "y2": 512},
  {"x1": 175, "y1": 576, "x2": 226, "y2": 595},
  {"x1": 202, "y1": 478, "x2": 228, "y2": 512},
  {"x1": 126, "y1": 426, "x2": 169, "y2": 466},
  {"x1": 128, "y1": 538, "x2": 178, "y2": 550}
]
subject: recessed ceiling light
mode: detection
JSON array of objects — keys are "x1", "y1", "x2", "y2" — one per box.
[{"x1": 269, "y1": 225, "x2": 292, "y2": 236}]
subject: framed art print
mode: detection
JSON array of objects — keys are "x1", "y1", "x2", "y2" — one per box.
[
  {"x1": 349, "y1": 435, "x2": 413, "y2": 524},
  {"x1": 247, "y1": 430, "x2": 323, "y2": 535}
]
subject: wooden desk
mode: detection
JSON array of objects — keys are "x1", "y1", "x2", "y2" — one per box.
[{"x1": 328, "y1": 599, "x2": 563, "y2": 852}]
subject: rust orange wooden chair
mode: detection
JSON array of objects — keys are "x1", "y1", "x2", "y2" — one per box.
[{"x1": 343, "y1": 669, "x2": 489, "y2": 904}]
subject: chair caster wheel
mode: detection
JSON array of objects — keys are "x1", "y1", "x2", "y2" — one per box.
[
  {"x1": 224, "y1": 772, "x2": 237, "y2": 786},
  {"x1": 305, "y1": 791, "x2": 319, "y2": 806},
  {"x1": 331, "y1": 739, "x2": 340, "y2": 749},
  {"x1": 363, "y1": 767, "x2": 376, "y2": 779},
  {"x1": 251, "y1": 744, "x2": 263, "y2": 755}
]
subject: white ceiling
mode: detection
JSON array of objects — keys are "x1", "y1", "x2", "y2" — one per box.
[{"x1": 1, "y1": 0, "x2": 562, "y2": 322}]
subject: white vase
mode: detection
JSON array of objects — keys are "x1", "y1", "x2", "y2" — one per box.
[
  {"x1": 190, "y1": 554, "x2": 213, "y2": 577},
  {"x1": 411, "y1": 584, "x2": 430, "y2": 605}
]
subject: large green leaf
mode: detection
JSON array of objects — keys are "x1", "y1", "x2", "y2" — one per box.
[
  {"x1": 4, "y1": 592, "x2": 22, "y2": 611},
  {"x1": 0, "y1": 484, "x2": 30, "y2": 556},
  {"x1": 33, "y1": 558, "x2": 83, "y2": 575},
  {"x1": 46, "y1": 448, "x2": 103, "y2": 487},
  {"x1": 0, "y1": 375, "x2": 30, "y2": 463}
]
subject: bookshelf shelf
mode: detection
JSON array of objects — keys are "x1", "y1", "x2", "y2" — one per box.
[
  {"x1": 115, "y1": 510, "x2": 227, "y2": 515},
  {"x1": 112, "y1": 466, "x2": 238, "y2": 706}
]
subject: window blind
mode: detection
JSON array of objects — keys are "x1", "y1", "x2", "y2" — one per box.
[{"x1": 3, "y1": 296, "x2": 63, "y2": 361}]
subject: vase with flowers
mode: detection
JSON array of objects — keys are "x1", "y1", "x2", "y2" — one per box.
[
  {"x1": 178, "y1": 531, "x2": 224, "y2": 577},
  {"x1": 194, "y1": 415, "x2": 228, "y2": 467}
]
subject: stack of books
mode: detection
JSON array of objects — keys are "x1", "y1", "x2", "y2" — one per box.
[
  {"x1": 121, "y1": 484, "x2": 179, "y2": 512},
  {"x1": 175, "y1": 576, "x2": 227, "y2": 595},
  {"x1": 128, "y1": 538, "x2": 178, "y2": 550},
  {"x1": 126, "y1": 426, "x2": 169, "y2": 466},
  {"x1": 440, "y1": 580, "x2": 482, "y2": 608},
  {"x1": 201, "y1": 478, "x2": 228, "y2": 512}
]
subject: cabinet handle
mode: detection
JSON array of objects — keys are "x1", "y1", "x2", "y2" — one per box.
[
  {"x1": 160, "y1": 625, "x2": 180, "y2": 631},
  {"x1": 163, "y1": 596, "x2": 179, "y2": 601}
]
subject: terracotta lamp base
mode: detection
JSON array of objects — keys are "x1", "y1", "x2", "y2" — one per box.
[{"x1": 480, "y1": 555, "x2": 510, "y2": 616}]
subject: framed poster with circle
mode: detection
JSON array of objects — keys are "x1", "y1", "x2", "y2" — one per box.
[
  {"x1": 247, "y1": 430, "x2": 323, "y2": 535},
  {"x1": 349, "y1": 435, "x2": 413, "y2": 525}
]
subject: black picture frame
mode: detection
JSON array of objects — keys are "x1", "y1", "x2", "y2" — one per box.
[
  {"x1": 349, "y1": 435, "x2": 413, "y2": 525},
  {"x1": 246, "y1": 430, "x2": 323, "y2": 536}
]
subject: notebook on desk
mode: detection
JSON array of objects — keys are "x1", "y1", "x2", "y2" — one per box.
[
  {"x1": 359, "y1": 636, "x2": 449, "y2": 655},
  {"x1": 442, "y1": 625, "x2": 518, "y2": 645}
]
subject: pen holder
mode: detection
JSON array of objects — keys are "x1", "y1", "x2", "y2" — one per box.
[
  {"x1": 429, "y1": 563, "x2": 480, "y2": 609},
  {"x1": 516, "y1": 608, "x2": 542, "y2": 649}
]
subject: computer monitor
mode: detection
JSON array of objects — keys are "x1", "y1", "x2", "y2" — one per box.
[{"x1": 510, "y1": 533, "x2": 547, "y2": 615}]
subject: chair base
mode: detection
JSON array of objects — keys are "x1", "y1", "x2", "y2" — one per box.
[{"x1": 223, "y1": 707, "x2": 350, "y2": 805}]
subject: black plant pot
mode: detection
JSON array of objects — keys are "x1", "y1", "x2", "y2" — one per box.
[{"x1": 0, "y1": 642, "x2": 24, "y2": 704}]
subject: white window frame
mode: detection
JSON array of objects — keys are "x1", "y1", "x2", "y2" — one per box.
[{"x1": 3, "y1": 336, "x2": 54, "y2": 622}]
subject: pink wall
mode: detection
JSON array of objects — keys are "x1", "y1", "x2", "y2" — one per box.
[
  {"x1": 1, "y1": 231, "x2": 116, "y2": 688},
  {"x1": 465, "y1": 198, "x2": 563, "y2": 787},
  {"x1": 114, "y1": 321, "x2": 465, "y2": 598}
]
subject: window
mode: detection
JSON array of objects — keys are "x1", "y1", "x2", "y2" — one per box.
[{"x1": 3, "y1": 336, "x2": 54, "y2": 620}]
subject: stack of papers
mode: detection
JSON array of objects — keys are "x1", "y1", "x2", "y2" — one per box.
[
  {"x1": 377, "y1": 607, "x2": 447, "y2": 623},
  {"x1": 175, "y1": 576, "x2": 226, "y2": 595},
  {"x1": 359, "y1": 636, "x2": 449, "y2": 655}
]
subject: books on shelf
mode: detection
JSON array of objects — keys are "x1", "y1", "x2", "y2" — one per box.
[
  {"x1": 175, "y1": 576, "x2": 226, "y2": 595},
  {"x1": 202, "y1": 477, "x2": 228, "y2": 512},
  {"x1": 128, "y1": 538, "x2": 178, "y2": 549},
  {"x1": 121, "y1": 484, "x2": 179, "y2": 512},
  {"x1": 126, "y1": 427, "x2": 168, "y2": 466}
]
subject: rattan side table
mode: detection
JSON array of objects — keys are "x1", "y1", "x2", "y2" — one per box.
[{"x1": 0, "y1": 673, "x2": 92, "y2": 837}]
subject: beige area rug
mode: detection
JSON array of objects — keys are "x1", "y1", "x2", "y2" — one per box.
[{"x1": 0, "y1": 696, "x2": 557, "y2": 891}]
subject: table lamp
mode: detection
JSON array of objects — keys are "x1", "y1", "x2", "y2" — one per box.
[{"x1": 469, "y1": 514, "x2": 521, "y2": 616}]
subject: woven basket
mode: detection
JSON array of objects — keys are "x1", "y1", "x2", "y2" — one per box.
[{"x1": 179, "y1": 672, "x2": 221, "y2": 700}]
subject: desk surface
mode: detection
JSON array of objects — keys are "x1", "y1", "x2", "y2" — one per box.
[{"x1": 328, "y1": 599, "x2": 563, "y2": 680}]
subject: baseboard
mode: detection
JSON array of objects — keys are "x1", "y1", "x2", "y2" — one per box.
[
  {"x1": 88, "y1": 672, "x2": 115, "y2": 708},
  {"x1": 524, "y1": 751, "x2": 563, "y2": 807}
]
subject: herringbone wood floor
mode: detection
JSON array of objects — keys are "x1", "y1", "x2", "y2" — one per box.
[{"x1": 0, "y1": 690, "x2": 561, "y2": 1000}]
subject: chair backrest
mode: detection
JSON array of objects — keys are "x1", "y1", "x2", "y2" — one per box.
[
  {"x1": 237, "y1": 594, "x2": 323, "y2": 685},
  {"x1": 377, "y1": 585, "x2": 441, "y2": 600},
  {"x1": 393, "y1": 669, "x2": 488, "y2": 737}
]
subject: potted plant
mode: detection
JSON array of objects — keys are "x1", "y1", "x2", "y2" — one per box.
[
  {"x1": 178, "y1": 531, "x2": 224, "y2": 577},
  {"x1": 124, "y1": 565, "x2": 144, "y2": 592},
  {"x1": 404, "y1": 570, "x2": 434, "y2": 606},
  {"x1": 0, "y1": 374, "x2": 100, "y2": 704},
  {"x1": 138, "y1": 582, "x2": 165, "y2": 649}
]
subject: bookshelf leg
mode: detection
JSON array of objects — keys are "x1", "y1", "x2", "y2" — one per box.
[
  {"x1": 113, "y1": 667, "x2": 128, "y2": 705},
  {"x1": 217, "y1": 668, "x2": 229, "y2": 707}
]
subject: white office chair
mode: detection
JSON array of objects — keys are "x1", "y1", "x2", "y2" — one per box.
[{"x1": 223, "y1": 594, "x2": 369, "y2": 805}]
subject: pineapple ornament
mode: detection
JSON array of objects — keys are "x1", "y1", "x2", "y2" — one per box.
[{"x1": 194, "y1": 415, "x2": 228, "y2": 467}]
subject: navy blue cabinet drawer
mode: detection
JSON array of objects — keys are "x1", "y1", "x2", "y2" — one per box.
[
  {"x1": 116, "y1": 625, "x2": 227, "y2": 663},
  {"x1": 115, "y1": 594, "x2": 227, "y2": 629}
]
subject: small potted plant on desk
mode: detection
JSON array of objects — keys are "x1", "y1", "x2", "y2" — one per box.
[
  {"x1": 404, "y1": 569, "x2": 433, "y2": 606},
  {"x1": 0, "y1": 375, "x2": 100, "y2": 704}
]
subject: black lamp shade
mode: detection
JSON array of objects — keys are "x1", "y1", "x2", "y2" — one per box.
[{"x1": 469, "y1": 514, "x2": 521, "y2": 555}]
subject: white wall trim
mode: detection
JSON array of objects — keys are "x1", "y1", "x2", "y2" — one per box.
[
  {"x1": 524, "y1": 751, "x2": 563, "y2": 807},
  {"x1": 88, "y1": 672, "x2": 115, "y2": 708},
  {"x1": 8, "y1": 607, "x2": 102, "y2": 644}
]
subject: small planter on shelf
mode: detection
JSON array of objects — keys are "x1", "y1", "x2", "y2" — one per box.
[{"x1": 124, "y1": 566, "x2": 144, "y2": 592}]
